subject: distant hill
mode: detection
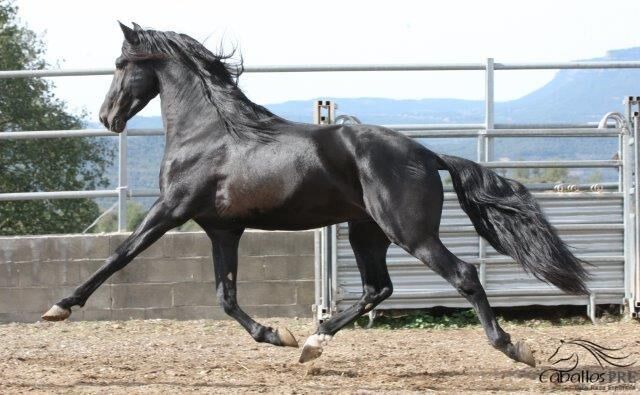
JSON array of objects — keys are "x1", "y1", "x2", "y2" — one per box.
[
  {"x1": 500, "y1": 47, "x2": 640, "y2": 123},
  {"x1": 100, "y1": 47, "x2": 640, "y2": 195},
  {"x1": 253, "y1": 46, "x2": 640, "y2": 124}
]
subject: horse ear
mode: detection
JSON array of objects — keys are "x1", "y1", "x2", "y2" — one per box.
[
  {"x1": 132, "y1": 22, "x2": 142, "y2": 31},
  {"x1": 118, "y1": 21, "x2": 140, "y2": 45}
]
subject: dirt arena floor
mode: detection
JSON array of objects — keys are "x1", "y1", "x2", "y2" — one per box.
[{"x1": 1, "y1": 318, "x2": 639, "y2": 394}]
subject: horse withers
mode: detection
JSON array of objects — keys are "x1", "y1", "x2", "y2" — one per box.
[{"x1": 43, "y1": 22, "x2": 590, "y2": 367}]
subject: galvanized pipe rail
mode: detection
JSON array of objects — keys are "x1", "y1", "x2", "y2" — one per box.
[
  {"x1": 3, "y1": 60, "x2": 640, "y2": 79},
  {"x1": 0, "y1": 128, "x2": 164, "y2": 139},
  {"x1": 0, "y1": 126, "x2": 623, "y2": 140}
]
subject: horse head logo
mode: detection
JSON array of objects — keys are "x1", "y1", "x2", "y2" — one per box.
[{"x1": 547, "y1": 339, "x2": 635, "y2": 371}]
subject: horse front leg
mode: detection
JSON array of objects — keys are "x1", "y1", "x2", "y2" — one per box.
[
  {"x1": 42, "y1": 199, "x2": 185, "y2": 321},
  {"x1": 207, "y1": 228, "x2": 299, "y2": 348}
]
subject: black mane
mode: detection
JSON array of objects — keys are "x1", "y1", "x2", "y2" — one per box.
[{"x1": 122, "y1": 28, "x2": 279, "y2": 141}]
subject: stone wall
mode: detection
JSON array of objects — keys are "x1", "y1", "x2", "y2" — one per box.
[{"x1": 0, "y1": 231, "x2": 315, "y2": 323}]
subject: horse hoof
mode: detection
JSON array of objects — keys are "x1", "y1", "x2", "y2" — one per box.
[
  {"x1": 41, "y1": 305, "x2": 71, "y2": 321},
  {"x1": 515, "y1": 341, "x2": 536, "y2": 367},
  {"x1": 277, "y1": 327, "x2": 299, "y2": 348},
  {"x1": 299, "y1": 344, "x2": 323, "y2": 363},
  {"x1": 298, "y1": 334, "x2": 332, "y2": 363}
]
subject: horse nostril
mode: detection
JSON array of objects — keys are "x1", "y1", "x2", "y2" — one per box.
[
  {"x1": 99, "y1": 100, "x2": 110, "y2": 128},
  {"x1": 99, "y1": 112, "x2": 109, "y2": 128}
]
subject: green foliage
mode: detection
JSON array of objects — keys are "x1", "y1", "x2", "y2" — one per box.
[
  {"x1": 356, "y1": 309, "x2": 480, "y2": 330},
  {"x1": 353, "y1": 306, "x2": 614, "y2": 330},
  {"x1": 0, "y1": 1, "x2": 114, "y2": 235}
]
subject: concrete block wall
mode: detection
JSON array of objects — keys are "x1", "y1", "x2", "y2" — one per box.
[{"x1": 0, "y1": 230, "x2": 315, "y2": 323}]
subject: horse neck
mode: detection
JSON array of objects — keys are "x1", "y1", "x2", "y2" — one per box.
[
  {"x1": 155, "y1": 62, "x2": 228, "y2": 144},
  {"x1": 155, "y1": 61, "x2": 277, "y2": 145}
]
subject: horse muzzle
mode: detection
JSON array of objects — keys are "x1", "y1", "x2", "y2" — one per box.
[
  {"x1": 99, "y1": 111, "x2": 126, "y2": 134},
  {"x1": 108, "y1": 117, "x2": 127, "y2": 133}
]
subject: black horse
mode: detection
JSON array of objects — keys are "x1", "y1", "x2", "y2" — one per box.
[{"x1": 43, "y1": 22, "x2": 590, "y2": 367}]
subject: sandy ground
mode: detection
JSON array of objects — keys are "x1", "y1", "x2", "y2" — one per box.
[{"x1": 1, "y1": 318, "x2": 639, "y2": 394}]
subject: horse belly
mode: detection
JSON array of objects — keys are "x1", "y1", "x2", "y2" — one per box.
[
  {"x1": 243, "y1": 203, "x2": 365, "y2": 230},
  {"x1": 216, "y1": 180, "x2": 364, "y2": 230}
]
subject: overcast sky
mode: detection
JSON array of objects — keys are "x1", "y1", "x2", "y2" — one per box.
[{"x1": 14, "y1": 0, "x2": 640, "y2": 119}]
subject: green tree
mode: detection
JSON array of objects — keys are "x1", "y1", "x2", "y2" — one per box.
[
  {"x1": 537, "y1": 168, "x2": 568, "y2": 183},
  {"x1": 0, "y1": 1, "x2": 114, "y2": 235},
  {"x1": 510, "y1": 162, "x2": 571, "y2": 185}
]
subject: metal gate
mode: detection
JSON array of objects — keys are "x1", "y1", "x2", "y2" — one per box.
[{"x1": 314, "y1": 99, "x2": 640, "y2": 322}]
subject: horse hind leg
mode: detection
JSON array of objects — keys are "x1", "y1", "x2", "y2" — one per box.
[
  {"x1": 299, "y1": 219, "x2": 392, "y2": 363},
  {"x1": 411, "y1": 237, "x2": 536, "y2": 367},
  {"x1": 359, "y1": 156, "x2": 535, "y2": 366}
]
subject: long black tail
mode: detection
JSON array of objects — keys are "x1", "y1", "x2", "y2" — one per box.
[{"x1": 436, "y1": 154, "x2": 589, "y2": 295}]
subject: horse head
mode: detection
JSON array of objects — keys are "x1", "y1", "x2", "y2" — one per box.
[{"x1": 99, "y1": 22, "x2": 159, "y2": 133}]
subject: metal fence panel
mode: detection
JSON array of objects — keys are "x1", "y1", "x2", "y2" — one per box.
[
  {"x1": 322, "y1": 108, "x2": 636, "y2": 321},
  {"x1": 335, "y1": 194, "x2": 626, "y2": 311}
]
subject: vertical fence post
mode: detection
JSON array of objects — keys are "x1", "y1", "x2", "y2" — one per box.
[
  {"x1": 477, "y1": 58, "x2": 495, "y2": 287},
  {"x1": 477, "y1": 132, "x2": 487, "y2": 287},
  {"x1": 117, "y1": 130, "x2": 128, "y2": 232},
  {"x1": 313, "y1": 100, "x2": 336, "y2": 323},
  {"x1": 633, "y1": 110, "x2": 640, "y2": 315},
  {"x1": 622, "y1": 99, "x2": 634, "y2": 308},
  {"x1": 621, "y1": 98, "x2": 632, "y2": 193},
  {"x1": 484, "y1": 58, "x2": 495, "y2": 160},
  {"x1": 313, "y1": 225, "x2": 321, "y2": 321},
  {"x1": 484, "y1": 57, "x2": 495, "y2": 127}
]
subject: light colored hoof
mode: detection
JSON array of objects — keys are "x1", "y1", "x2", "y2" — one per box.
[
  {"x1": 515, "y1": 341, "x2": 536, "y2": 367},
  {"x1": 299, "y1": 344, "x2": 323, "y2": 363},
  {"x1": 298, "y1": 333, "x2": 332, "y2": 363},
  {"x1": 277, "y1": 327, "x2": 299, "y2": 348},
  {"x1": 41, "y1": 305, "x2": 71, "y2": 322}
]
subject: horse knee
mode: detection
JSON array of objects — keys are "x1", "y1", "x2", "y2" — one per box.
[
  {"x1": 217, "y1": 290, "x2": 237, "y2": 315},
  {"x1": 220, "y1": 298, "x2": 235, "y2": 315}
]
